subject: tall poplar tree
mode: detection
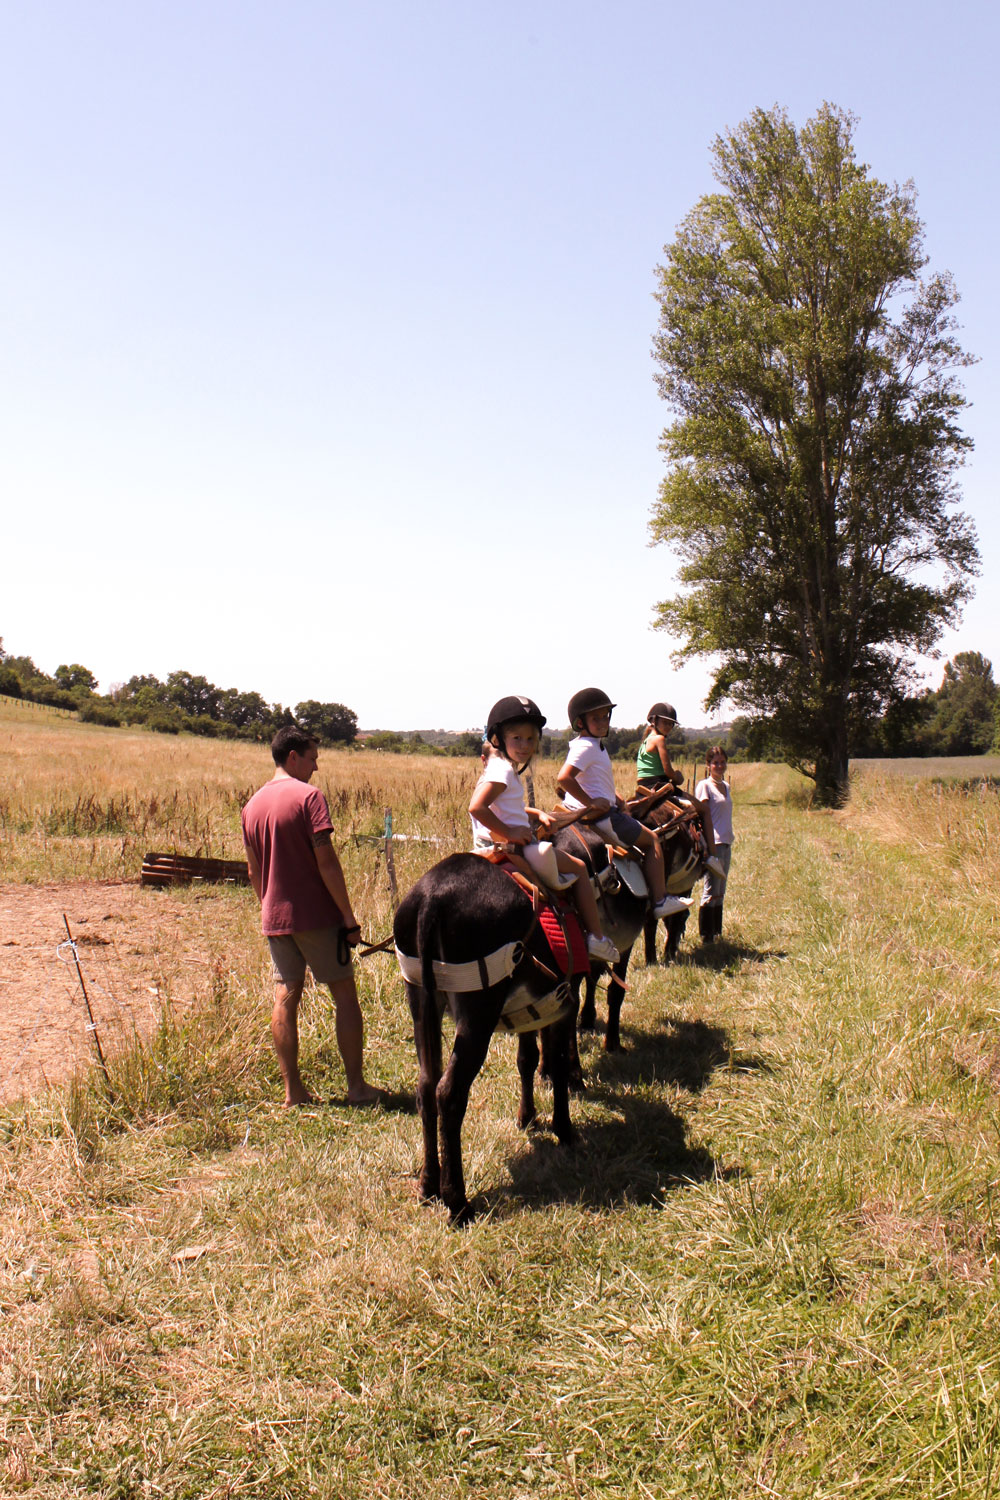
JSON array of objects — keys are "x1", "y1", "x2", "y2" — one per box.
[{"x1": 650, "y1": 104, "x2": 978, "y2": 804}]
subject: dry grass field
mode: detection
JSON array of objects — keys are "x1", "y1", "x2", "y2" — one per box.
[{"x1": 2, "y1": 699, "x2": 1000, "y2": 1498}]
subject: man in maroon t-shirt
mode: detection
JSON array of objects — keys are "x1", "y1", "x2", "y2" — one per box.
[{"x1": 241, "y1": 726, "x2": 378, "y2": 1107}]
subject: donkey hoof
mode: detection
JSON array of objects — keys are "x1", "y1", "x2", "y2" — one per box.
[
  {"x1": 418, "y1": 1173, "x2": 443, "y2": 1205},
  {"x1": 449, "y1": 1200, "x2": 477, "y2": 1229}
]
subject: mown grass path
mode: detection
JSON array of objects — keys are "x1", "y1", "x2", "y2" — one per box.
[{"x1": 3, "y1": 777, "x2": 999, "y2": 1498}]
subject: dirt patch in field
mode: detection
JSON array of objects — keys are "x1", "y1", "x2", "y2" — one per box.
[{"x1": 0, "y1": 881, "x2": 250, "y2": 1103}]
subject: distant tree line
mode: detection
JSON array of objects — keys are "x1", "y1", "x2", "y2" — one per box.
[
  {"x1": 850, "y1": 652, "x2": 999, "y2": 759},
  {"x1": 6, "y1": 636, "x2": 993, "y2": 762},
  {"x1": 0, "y1": 639, "x2": 357, "y2": 746},
  {"x1": 360, "y1": 724, "x2": 749, "y2": 765}
]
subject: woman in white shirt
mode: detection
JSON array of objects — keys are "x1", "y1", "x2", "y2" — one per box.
[{"x1": 694, "y1": 746, "x2": 734, "y2": 943}]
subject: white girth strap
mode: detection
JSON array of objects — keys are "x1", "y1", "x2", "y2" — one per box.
[{"x1": 394, "y1": 940, "x2": 524, "y2": 994}]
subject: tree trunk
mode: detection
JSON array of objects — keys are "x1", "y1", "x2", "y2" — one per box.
[{"x1": 812, "y1": 723, "x2": 850, "y2": 808}]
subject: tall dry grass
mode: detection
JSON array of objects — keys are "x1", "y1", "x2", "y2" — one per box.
[
  {"x1": 0, "y1": 707, "x2": 479, "y2": 883},
  {"x1": 846, "y1": 763, "x2": 1000, "y2": 896},
  {"x1": 8, "y1": 714, "x2": 1000, "y2": 1495},
  {"x1": 0, "y1": 703, "x2": 805, "y2": 885}
]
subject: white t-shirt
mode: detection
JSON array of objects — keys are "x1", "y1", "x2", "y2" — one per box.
[
  {"x1": 470, "y1": 756, "x2": 530, "y2": 847},
  {"x1": 562, "y1": 735, "x2": 617, "y2": 812},
  {"x1": 695, "y1": 776, "x2": 734, "y2": 844}
]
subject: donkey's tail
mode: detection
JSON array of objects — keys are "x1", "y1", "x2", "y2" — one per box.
[{"x1": 415, "y1": 893, "x2": 443, "y2": 1060}]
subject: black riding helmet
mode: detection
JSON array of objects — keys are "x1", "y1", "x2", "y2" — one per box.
[
  {"x1": 485, "y1": 695, "x2": 547, "y2": 746},
  {"x1": 568, "y1": 687, "x2": 617, "y2": 732},
  {"x1": 647, "y1": 701, "x2": 677, "y2": 725}
]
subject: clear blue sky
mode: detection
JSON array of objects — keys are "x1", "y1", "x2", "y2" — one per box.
[{"x1": 3, "y1": 0, "x2": 997, "y2": 730}]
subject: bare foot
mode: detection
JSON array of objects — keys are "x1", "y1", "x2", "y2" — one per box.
[
  {"x1": 284, "y1": 1089, "x2": 317, "y2": 1108},
  {"x1": 345, "y1": 1083, "x2": 381, "y2": 1107}
]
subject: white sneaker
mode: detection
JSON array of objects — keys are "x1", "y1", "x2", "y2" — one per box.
[
  {"x1": 653, "y1": 893, "x2": 693, "y2": 918},
  {"x1": 586, "y1": 933, "x2": 620, "y2": 964},
  {"x1": 705, "y1": 855, "x2": 726, "y2": 878}
]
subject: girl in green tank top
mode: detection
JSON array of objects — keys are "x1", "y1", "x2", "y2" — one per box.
[
  {"x1": 636, "y1": 703, "x2": 726, "y2": 872},
  {"x1": 636, "y1": 736, "x2": 668, "y2": 783},
  {"x1": 636, "y1": 703, "x2": 684, "y2": 789}
]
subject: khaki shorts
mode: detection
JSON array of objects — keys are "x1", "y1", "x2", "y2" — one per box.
[{"x1": 267, "y1": 927, "x2": 354, "y2": 989}]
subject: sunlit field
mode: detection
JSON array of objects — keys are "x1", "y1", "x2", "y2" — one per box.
[
  {"x1": 2, "y1": 704, "x2": 1000, "y2": 1498},
  {"x1": 853, "y1": 753, "x2": 1000, "y2": 782},
  {"x1": 0, "y1": 695, "x2": 778, "y2": 887}
]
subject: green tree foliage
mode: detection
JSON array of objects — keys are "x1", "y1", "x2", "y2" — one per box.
[
  {"x1": 0, "y1": 653, "x2": 79, "y2": 709},
  {"x1": 293, "y1": 700, "x2": 358, "y2": 745},
  {"x1": 0, "y1": 661, "x2": 23, "y2": 696},
  {"x1": 3, "y1": 654, "x2": 48, "y2": 691},
  {"x1": 451, "y1": 731, "x2": 486, "y2": 757},
  {"x1": 217, "y1": 688, "x2": 273, "y2": 732},
  {"x1": 54, "y1": 663, "x2": 98, "y2": 692},
  {"x1": 649, "y1": 104, "x2": 979, "y2": 804},
  {"x1": 78, "y1": 702, "x2": 123, "y2": 727},
  {"x1": 167, "y1": 671, "x2": 223, "y2": 720},
  {"x1": 854, "y1": 652, "x2": 998, "y2": 758},
  {"x1": 0, "y1": 649, "x2": 356, "y2": 744},
  {"x1": 925, "y1": 652, "x2": 997, "y2": 756}
]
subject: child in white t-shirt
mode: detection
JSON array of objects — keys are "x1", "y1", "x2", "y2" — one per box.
[
  {"x1": 694, "y1": 746, "x2": 734, "y2": 943},
  {"x1": 556, "y1": 688, "x2": 691, "y2": 921},
  {"x1": 469, "y1": 695, "x2": 619, "y2": 963}
]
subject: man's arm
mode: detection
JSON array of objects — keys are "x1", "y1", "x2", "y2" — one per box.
[
  {"x1": 244, "y1": 841, "x2": 263, "y2": 902},
  {"x1": 313, "y1": 838, "x2": 360, "y2": 935}
]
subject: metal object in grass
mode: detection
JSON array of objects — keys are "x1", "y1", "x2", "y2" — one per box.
[
  {"x1": 60, "y1": 913, "x2": 112, "y2": 1096},
  {"x1": 354, "y1": 807, "x2": 446, "y2": 913},
  {"x1": 383, "y1": 807, "x2": 399, "y2": 912}
]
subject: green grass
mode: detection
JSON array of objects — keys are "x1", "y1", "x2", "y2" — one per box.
[{"x1": 3, "y1": 749, "x2": 1000, "y2": 1495}]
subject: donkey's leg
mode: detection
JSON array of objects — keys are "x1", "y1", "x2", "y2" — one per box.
[
  {"x1": 438, "y1": 1006, "x2": 501, "y2": 1224},
  {"x1": 579, "y1": 965, "x2": 598, "y2": 1032},
  {"x1": 565, "y1": 975, "x2": 586, "y2": 1094},
  {"x1": 517, "y1": 1029, "x2": 540, "y2": 1130},
  {"x1": 664, "y1": 908, "x2": 688, "y2": 963},
  {"x1": 541, "y1": 977, "x2": 584, "y2": 1091},
  {"x1": 408, "y1": 983, "x2": 442, "y2": 1203},
  {"x1": 546, "y1": 1013, "x2": 577, "y2": 1146},
  {"x1": 604, "y1": 945, "x2": 632, "y2": 1053},
  {"x1": 643, "y1": 911, "x2": 659, "y2": 965}
]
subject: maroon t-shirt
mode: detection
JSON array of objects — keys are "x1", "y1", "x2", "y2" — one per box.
[{"x1": 240, "y1": 777, "x2": 343, "y2": 936}]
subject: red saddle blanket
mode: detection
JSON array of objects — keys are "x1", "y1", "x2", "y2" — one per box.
[
  {"x1": 494, "y1": 859, "x2": 591, "y2": 976},
  {"x1": 537, "y1": 902, "x2": 590, "y2": 976}
]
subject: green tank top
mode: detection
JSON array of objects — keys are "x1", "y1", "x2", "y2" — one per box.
[{"x1": 636, "y1": 736, "x2": 664, "y2": 781}]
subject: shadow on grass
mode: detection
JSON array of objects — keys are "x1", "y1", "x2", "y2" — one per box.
[
  {"x1": 648, "y1": 938, "x2": 788, "y2": 971},
  {"x1": 589, "y1": 1015, "x2": 771, "y2": 1094},
  {"x1": 478, "y1": 1014, "x2": 760, "y2": 1216},
  {"x1": 480, "y1": 1088, "x2": 735, "y2": 1218},
  {"x1": 326, "y1": 1087, "x2": 417, "y2": 1115}
]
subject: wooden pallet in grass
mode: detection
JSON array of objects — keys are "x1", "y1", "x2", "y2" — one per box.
[{"x1": 141, "y1": 852, "x2": 251, "y2": 888}]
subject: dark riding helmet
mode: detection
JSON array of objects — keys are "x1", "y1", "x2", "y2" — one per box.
[
  {"x1": 485, "y1": 695, "x2": 547, "y2": 745},
  {"x1": 647, "y1": 701, "x2": 677, "y2": 725},
  {"x1": 567, "y1": 687, "x2": 617, "y2": 732}
]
